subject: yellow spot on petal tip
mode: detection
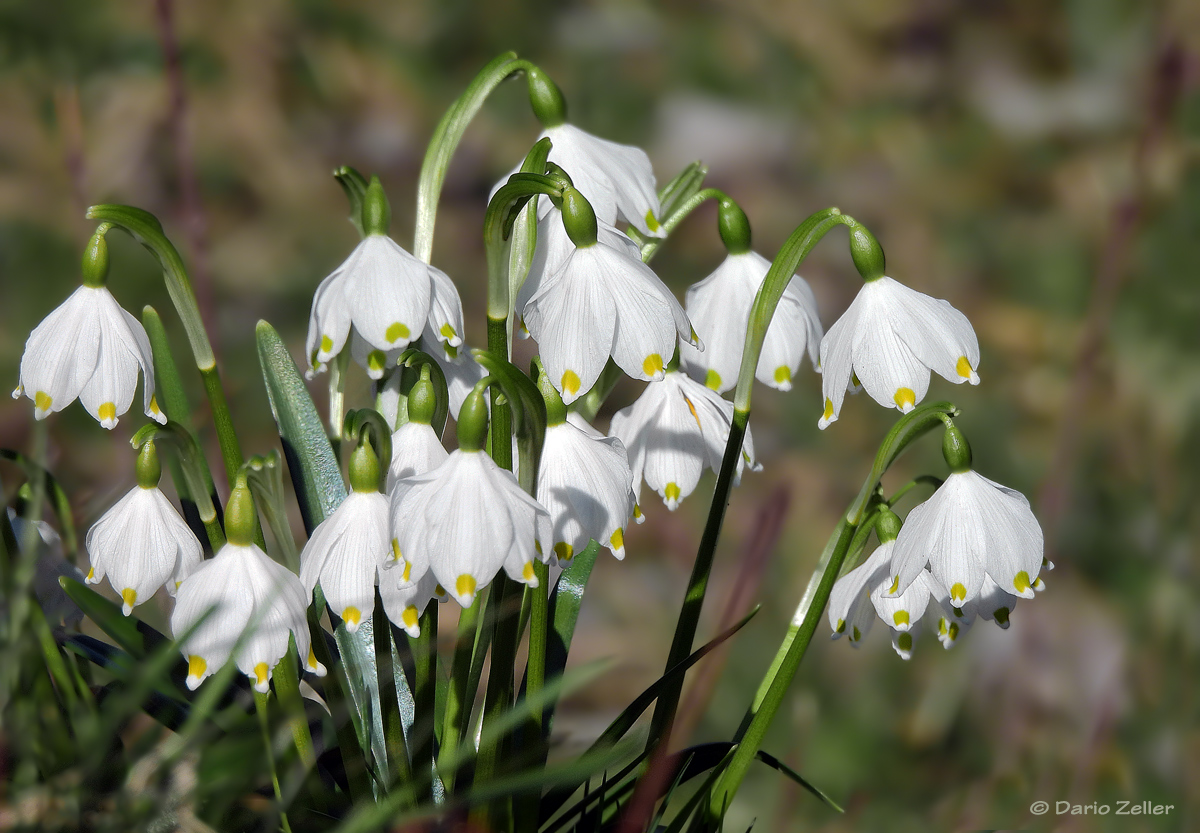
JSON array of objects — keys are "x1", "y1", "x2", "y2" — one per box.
[
  {"x1": 633, "y1": 504, "x2": 643, "y2": 520},
  {"x1": 456, "y1": 574, "x2": 477, "y2": 602},
  {"x1": 1013, "y1": 571, "x2": 1032, "y2": 594},
  {"x1": 993, "y1": 607, "x2": 1011, "y2": 627},
  {"x1": 835, "y1": 618, "x2": 845, "y2": 634},
  {"x1": 98, "y1": 401, "x2": 117, "y2": 426},
  {"x1": 950, "y1": 582, "x2": 967, "y2": 603},
  {"x1": 822, "y1": 398, "x2": 834, "y2": 420},
  {"x1": 897, "y1": 632, "x2": 913, "y2": 652},
  {"x1": 342, "y1": 607, "x2": 361, "y2": 627},
  {"x1": 391, "y1": 538, "x2": 402, "y2": 563},
  {"x1": 149, "y1": 395, "x2": 162, "y2": 416},
  {"x1": 187, "y1": 655, "x2": 207, "y2": 681},
  {"x1": 434, "y1": 584, "x2": 446, "y2": 597},
  {"x1": 522, "y1": 562, "x2": 537, "y2": 583},
  {"x1": 402, "y1": 561, "x2": 412, "y2": 582},
  {"x1": 893, "y1": 610, "x2": 910, "y2": 627},
  {"x1": 319, "y1": 335, "x2": 334, "y2": 354},
  {"x1": 402, "y1": 606, "x2": 420, "y2": 630},
  {"x1": 645, "y1": 209, "x2": 661, "y2": 232},
  {"x1": 367, "y1": 350, "x2": 387, "y2": 374},
  {"x1": 642, "y1": 353, "x2": 664, "y2": 377},
  {"x1": 851, "y1": 626, "x2": 861, "y2": 642},
  {"x1": 254, "y1": 662, "x2": 270, "y2": 690},
  {"x1": 664, "y1": 482, "x2": 681, "y2": 506},
  {"x1": 561, "y1": 370, "x2": 581, "y2": 396},
  {"x1": 440, "y1": 323, "x2": 457, "y2": 340},
  {"x1": 704, "y1": 369, "x2": 721, "y2": 389},
  {"x1": 956, "y1": 356, "x2": 973, "y2": 379},
  {"x1": 120, "y1": 588, "x2": 137, "y2": 612},
  {"x1": 86, "y1": 567, "x2": 95, "y2": 581},
  {"x1": 384, "y1": 322, "x2": 411, "y2": 344},
  {"x1": 893, "y1": 387, "x2": 916, "y2": 411},
  {"x1": 307, "y1": 647, "x2": 320, "y2": 671},
  {"x1": 34, "y1": 391, "x2": 53, "y2": 413},
  {"x1": 553, "y1": 542, "x2": 573, "y2": 563},
  {"x1": 609, "y1": 528, "x2": 624, "y2": 551},
  {"x1": 888, "y1": 575, "x2": 899, "y2": 595},
  {"x1": 773, "y1": 366, "x2": 791, "y2": 386}
]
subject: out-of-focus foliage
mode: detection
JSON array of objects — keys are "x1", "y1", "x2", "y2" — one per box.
[{"x1": 1, "y1": 0, "x2": 1197, "y2": 830}]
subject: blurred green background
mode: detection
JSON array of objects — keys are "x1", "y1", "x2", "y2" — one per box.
[{"x1": 2, "y1": 0, "x2": 1198, "y2": 830}]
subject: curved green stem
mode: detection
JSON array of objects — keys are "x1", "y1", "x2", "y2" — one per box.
[
  {"x1": 705, "y1": 402, "x2": 959, "y2": 822},
  {"x1": 87, "y1": 204, "x2": 245, "y2": 488},
  {"x1": 414, "y1": 52, "x2": 538, "y2": 264}
]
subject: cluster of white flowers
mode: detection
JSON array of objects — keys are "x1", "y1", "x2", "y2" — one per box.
[
  {"x1": 14, "y1": 76, "x2": 1040, "y2": 693},
  {"x1": 829, "y1": 427, "x2": 1046, "y2": 658}
]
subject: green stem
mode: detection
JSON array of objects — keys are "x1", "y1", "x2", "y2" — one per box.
[
  {"x1": 645, "y1": 410, "x2": 748, "y2": 751},
  {"x1": 308, "y1": 606, "x2": 372, "y2": 803},
  {"x1": 142, "y1": 305, "x2": 219, "y2": 547},
  {"x1": 732, "y1": 209, "x2": 852, "y2": 413},
  {"x1": 272, "y1": 641, "x2": 316, "y2": 770},
  {"x1": 414, "y1": 52, "x2": 538, "y2": 264},
  {"x1": 374, "y1": 600, "x2": 412, "y2": 791},
  {"x1": 440, "y1": 595, "x2": 482, "y2": 793},
  {"x1": 411, "y1": 604, "x2": 439, "y2": 792},
  {"x1": 254, "y1": 690, "x2": 294, "y2": 833},
  {"x1": 513, "y1": 559, "x2": 550, "y2": 833},
  {"x1": 86, "y1": 205, "x2": 246, "y2": 488},
  {"x1": 704, "y1": 522, "x2": 855, "y2": 824}
]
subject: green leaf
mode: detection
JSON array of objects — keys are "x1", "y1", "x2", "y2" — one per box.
[
  {"x1": 0, "y1": 449, "x2": 77, "y2": 557},
  {"x1": 58, "y1": 577, "x2": 169, "y2": 660},
  {"x1": 255, "y1": 319, "x2": 346, "y2": 532}
]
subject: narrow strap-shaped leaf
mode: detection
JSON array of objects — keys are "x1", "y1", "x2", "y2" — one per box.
[
  {"x1": 58, "y1": 577, "x2": 169, "y2": 660},
  {"x1": 0, "y1": 449, "x2": 78, "y2": 558}
]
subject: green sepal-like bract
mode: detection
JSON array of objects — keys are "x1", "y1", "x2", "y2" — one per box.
[
  {"x1": 942, "y1": 421, "x2": 973, "y2": 473},
  {"x1": 527, "y1": 64, "x2": 566, "y2": 128},
  {"x1": 81, "y1": 225, "x2": 110, "y2": 288}
]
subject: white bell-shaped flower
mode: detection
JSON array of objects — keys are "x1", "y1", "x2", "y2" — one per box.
[
  {"x1": 680, "y1": 251, "x2": 822, "y2": 393},
  {"x1": 518, "y1": 197, "x2": 696, "y2": 405},
  {"x1": 887, "y1": 429, "x2": 1043, "y2": 608},
  {"x1": 173, "y1": 480, "x2": 324, "y2": 692},
  {"x1": 610, "y1": 369, "x2": 759, "y2": 511},
  {"x1": 380, "y1": 569, "x2": 445, "y2": 638},
  {"x1": 386, "y1": 365, "x2": 450, "y2": 492},
  {"x1": 85, "y1": 443, "x2": 202, "y2": 615},
  {"x1": 827, "y1": 538, "x2": 894, "y2": 646},
  {"x1": 817, "y1": 276, "x2": 979, "y2": 429},
  {"x1": 389, "y1": 390, "x2": 550, "y2": 607},
  {"x1": 306, "y1": 177, "x2": 464, "y2": 378},
  {"x1": 536, "y1": 411, "x2": 637, "y2": 563},
  {"x1": 300, "y1": 438, "x2": 391, "y2": 632},
  {"x1": 14, "y1": 279, "x2": 164, "y2": 429}
]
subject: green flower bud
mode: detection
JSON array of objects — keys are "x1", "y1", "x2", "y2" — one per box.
[
  {"x1": 135, "y1": 440, "x2": 162, "y2": 490},
  {"x1": 349, "y1": 434, "x2": 382, "y2": 493},
  {"x1": 225, "y1": 476, "x2": 258, "y2": 547},
  {"x1": 81, "y1": 227, "x2": 110, "y2": 288},
  {"x1": 717, "y1": 198, "x2": 752, "y2": 255},
  {"x1": 362, "y1": 175, "x2": 391, "y2": 237},
  {"x1": 457, "y1": 388, "x2": 490, "y2": 452},
  {"x1": 848, "y1": 221, "x2": 886, "y2": 282},
  {"x1": 560, "y1": 187, "x2": 598, "y2": 248},
  {"x1": 527, "y1": 65, "x2": 567, "y2": 128},
  {"x1": 408, "y1": 364, "x2": 437, "y2": 426},
  {"x1": 941, "y1": 422, "x2": 973, "y2": 473},
  {"x1": 876, "y1": 506, "x2": 902, "y2": 543}
]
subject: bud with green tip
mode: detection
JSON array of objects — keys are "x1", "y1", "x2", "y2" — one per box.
[
  {"x1": 387, "y1": 364, "x2": 451, "y2": 490},
  {"x1": 941, "y1": 422, "x2": 972, "y2": 473},
  {"x1": 717, "y1": 198, "x2": 751, "y2": 255},
  {"x1": 81, "y1": 225, "x2": 110, "y2": 288},
  {"x1": 527, "y1": 65, "x2": 567, "y2": 128},
  {"x1": 847, "y1": 221, "x2": 885, "y2": 283},
  {"x1": 559, "y1": 187, "x2": 598, "y2": 249},
  {"x1": 362, "y1": 175, "x2": 391, "y2": 237}
]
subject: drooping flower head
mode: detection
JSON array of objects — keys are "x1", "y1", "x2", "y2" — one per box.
[
  {"x1": 386, "y1": 365, "x2": 450, "y2": 492},
  {"x1": 306, "y1": 176, "x2": 465, "y2": 379},
  {"x1": 818, "y1": 275, "x2": 979, "y2": 429},
  {"x1": 680, "y1": 197, "x2": 822, "y2": 394},
  {"x1": 13, "y1": 230, "x2": 165, "y2": 429},
  {"x1": 887, "y1": 424, "x2": 1043, "y2": 608},
  {"x1": 86, "y1": 441, "x2": 202, "y2": 615},
  {"x1": 299, "y1": 434, "x2": 391, "y2": 632},
  {"x1": 172, "y1": 480, "x2": 324, "y2": 692},
  {"x1": 611, "y1": 369, "x2": 759, "y2": 511},
  {"x1": 504, "y1": 65, "x2": 664, "y2": 238},
  {"x1": 535, "y1": 373, "x2": 638, "y2": 563},
  {"x1": 389, "y1": 387, "x2": 550, "y2": 607},
  {"x1": 518, "y1": 190, "x2": 696, "y2": 405}
]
